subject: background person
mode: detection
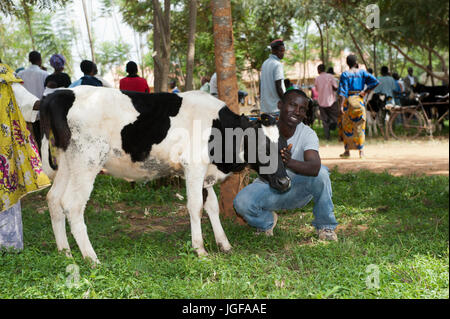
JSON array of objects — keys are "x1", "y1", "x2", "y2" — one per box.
[
  {"x1": 17, "y1": 51, "x2": 48, "y2": 99},
  {"x1": 403, "y1": 67, "x2": 418, "y2": 98},
  {"x1": 337, "y1": 54, "x2": 379, "y2": 159},
  {"x1": 259, "y1": 39, "x2": 286, "y2": 113},
  {"x1": 315, "y1": 64, "x2": 339, "y2": 140},
  {"x1": 200, "y1": 76, "x2": 210, "y2": 93},
  {"x1": 0, "y1": 60, "x2": 51, "y2": 251},
  {"x1": 43, "y1": 53, "x2": 71, "y2": 96},
  {"x1": 119, "y1": 61, "x2": 150, "y2": 93},
  {"x1": 69, "y1": 60, "x2": 103, "y2": 87},
  {"x1": 374, "y1": 66, "x2": 398, "y2": 105},
  {"x1": 169, "y1": 79, "x2": 180, "y2": 93}
]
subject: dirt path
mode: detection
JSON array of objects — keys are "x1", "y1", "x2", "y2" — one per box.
[{"x1": 319, "y1": 138, "x2": 449, "y2": 176}]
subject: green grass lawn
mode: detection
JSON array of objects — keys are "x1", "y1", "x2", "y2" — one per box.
[{"x1": 0, "y1": 170, "x2": 448, "y2": 299}]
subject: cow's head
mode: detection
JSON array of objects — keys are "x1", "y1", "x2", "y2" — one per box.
[
  {"x1": 367, "y1": 93, "x2": 387, "y2": 113},
  {"x1": 240, "y1": 113, "x2": 291, "y2": 193}
]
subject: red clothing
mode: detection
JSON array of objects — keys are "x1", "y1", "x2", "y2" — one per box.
[{"x1": 119, "y1": 76, "x2": 150, "y2": 93}]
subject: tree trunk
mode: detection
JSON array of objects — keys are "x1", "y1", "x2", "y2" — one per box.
[
  {"x1": 82, "y1": 0, "x2": 95, "y2": 62},
  {"x1": 373, "y1": 36, "x2": 377, "y2": 76},
  {"x1": 313, "y1": 18, "x2": 325, "y2": 65},
  {"x1": 428, "y1": 44, "x2": 435, "y2": 86},
  {"x1": 21, "y1": 0, "x2": 35, "y2": 51},
  {"x1": 211, "y1": 0, "x2": 246, "y2": 225},
  {"x1": 152, "y1": 0, "x2": 171, "y2": 92},
  {"x1": 185, "y1": 0, "x2": 197, "y2": 91},
  {"x1": 343, "y1": 15, "x2": 368, "y2": 70},
  {"x1": 302, "y1": 23, "x2": 309, "y2": 83},
  {"x1": 325, "y1": 21, "x2": 330, "y2": 67}
]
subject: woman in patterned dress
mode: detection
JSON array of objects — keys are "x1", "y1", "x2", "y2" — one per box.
[
  {"x1": 338, "y1": 55, "x2": 379, "y2": 158},
  {"x1": 0, "y1": 59, "x2": 51, "y2": 251}
]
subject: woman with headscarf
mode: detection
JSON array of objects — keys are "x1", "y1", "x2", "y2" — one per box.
[
  {"x1": 0, "y1": 60, "x2": 51, "y2": 250},
  {"x1": 44, "y1": 54, "x2": 71, "y2": 95},
  {"x1": 337, "y1": 55, "x2": 379, "y2": 158}
]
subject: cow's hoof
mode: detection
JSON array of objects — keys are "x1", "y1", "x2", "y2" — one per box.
[
  {"x1": 84, "y1": 255, "x2": 101, "y2": 267},
  {"x1": 196, "y1": 248, "x2": 209, "y2": 257},
  {"x1": 59, "y1": 248, "x2": 73, "y2": 258},
  {"x1": 218, "y1": 242, "x2": 232, "y2": 253}
]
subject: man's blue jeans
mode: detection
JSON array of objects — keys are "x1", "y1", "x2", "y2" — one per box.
[{"x1": 234, "y1": 166, "x2": 338, "y2": 231}]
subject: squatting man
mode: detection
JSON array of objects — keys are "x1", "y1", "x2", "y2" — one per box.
[{"x1": 234, "y1": 89, "x2": 339, "y2": 241}]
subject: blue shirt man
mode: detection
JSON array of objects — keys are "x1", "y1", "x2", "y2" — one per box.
[
  {"x1": 373, "y1": 66, "x2": 399, "y2": 102},
  {"x1": 69, "y1": 60, "x2": 103, "y2": 88}
]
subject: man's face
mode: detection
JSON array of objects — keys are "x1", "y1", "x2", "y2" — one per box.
[
  {"x1": 273, "y1": 46, "x2": 285, "y2": 60},
  {"x1": 408, "y1": 68, "x2": 413, "y2": 76},
  {"x1": 278, "y1": 93, "x2": 309, "y2": 128}
]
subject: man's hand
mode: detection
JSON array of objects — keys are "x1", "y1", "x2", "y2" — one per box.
[
  {"x1": 359, "y1": 91, "x2": 366, "y2": 98},
  {"x1": 280, "y1": 144, "x2": 293, "y2": 166}
]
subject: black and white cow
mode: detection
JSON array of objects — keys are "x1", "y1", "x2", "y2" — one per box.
[
  {"x1": 39, "y1": 86, "x2": 291, "y2": 263},
  {"x1": 413, "y1": 84, "x2": 449, "y2": 129},
  {"x1": 365, "y1": 92, "x2": 388, "y2": 137}
]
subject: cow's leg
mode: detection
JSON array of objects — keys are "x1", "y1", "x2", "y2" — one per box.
[
  {"x1": 184, "y1": 165, "x2": 208, "y2": 256},
  {"x1": 47, "y1": 154, "x2": 71, "y2": 256},
  {"x1": 203, "y1": 186, "x2": 232, "y2": 253},
  {"x1": 373, "y1": 113, "x2": 378, "y2": 136},
  {"x1": 367, "y1": 113, "x2": 373, "y2": 137},
  {"x1": 60, "y1": 143, "x2": 108, "y2": 264},
  {"x1": 61, "y1": 166, "x2": 100, "y2": 263}
]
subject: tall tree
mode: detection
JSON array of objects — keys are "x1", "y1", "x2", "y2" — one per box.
[
  {"x1": 82, "y1": 0, "x2": 95, "y2": 62},
  {"x1": 211, "y1": 0, "x2": 246, "y2": 224},
  {"x1": 152, "y1": 0, "x2": 171, "y2": 92},
  {"x1": 184, "y1": 0, "x2": 197, "y2": 90}
]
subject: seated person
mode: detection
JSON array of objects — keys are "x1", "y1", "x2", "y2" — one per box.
[
  {"x1": 234, "y1": 89, "x2": 338, "y2": 241},
  {"x1": 119, "y1": 61, "x2": 150, "y2": 93},
  {"x1": 69, "y1": 60, "x2": 103, "y2": 87}
]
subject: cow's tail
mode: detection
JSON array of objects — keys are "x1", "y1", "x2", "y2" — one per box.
[{"x1": 39, "y1": 89, "x2": 76, "y2": 178}]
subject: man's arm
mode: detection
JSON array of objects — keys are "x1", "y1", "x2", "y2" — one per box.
[
  {"x1": 275, "y1": 79, "x2": 284, "y2": 99},
  {"x1": 280, "y1": 146, "x2": 321, "y2": 176},
  {"x1": 331, "y1": 77, "x2": 338, "y2": 91}
]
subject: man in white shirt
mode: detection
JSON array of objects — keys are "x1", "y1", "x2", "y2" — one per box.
[
  {"x1": 259, "y1": 39, "x2": 286, "y2": 114},
  {"x1": 17, "y1": 51, "x2": 48, "y2": 99},
  {"x1": 403, "y1": 67, "x2": 418, "y2": 97},
  {"x1": 234, "y1": 89, "x2": 338, "y2": 241}
]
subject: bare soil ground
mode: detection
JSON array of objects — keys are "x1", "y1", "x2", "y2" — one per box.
[{"x1": 319, "y1": 138, "x2": 449, "y2": 176}]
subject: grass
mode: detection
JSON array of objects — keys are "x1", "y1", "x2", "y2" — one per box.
[{"x1": 0, "y1": 170, "x2": 448, "y2": 299}]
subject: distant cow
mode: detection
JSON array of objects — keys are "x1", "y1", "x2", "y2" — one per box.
[
  {"x1": 39, "y1": 86, "x2": 291, "y2": 263},
  {"x1": 413, "y1": 84, "x2": 449, "y2": 128},
  {"x1": 365, "y1": 92, "x2": 388, "y2": 137}
]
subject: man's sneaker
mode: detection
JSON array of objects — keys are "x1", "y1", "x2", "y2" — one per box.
[
  {"x1": 256, "y1": 212, "x2": 278, "y2": 236},
  {"x1": 317, "y1": 228, "x2": 338, "y2": 241}
]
